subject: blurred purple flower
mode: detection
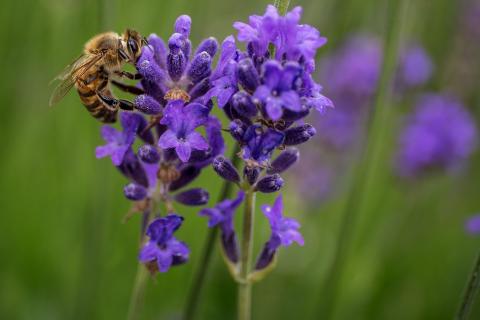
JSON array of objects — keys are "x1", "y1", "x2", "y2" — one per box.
[
  {"x1": 397, "y1": 44, "x2": 433, "y2": 87},
  {"x1": 466, "y1": 214, "x2": 480, "y2": 235},
  {"x1": 396, "y1": 94, "x2": 477, "y2": 177},
  {"x1": 139, "y1": 214, "x2": 189, "y2": 273}
]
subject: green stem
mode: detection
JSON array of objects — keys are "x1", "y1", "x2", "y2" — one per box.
[
  {"x1": 183, "y1": 146, "x2": 241, "y2": 320},
  {"x1": 456, "y1": 251, "x2": 480, "y2": 320},
  {"x1": 238, "y1": 189, "x2": 256, "y2": 320},
  {"x1": 127, "y1": 202, "x2": 155, "y2": 320},
  {"x1": 274, "y1": 0, "x2": 291, "y2": 15},
  {"x1": 127, "y1": 262, "x2": 149, "y2": 320},
  {"x1": 317, "y1": 0, "x2": 411, "y2": 318}
]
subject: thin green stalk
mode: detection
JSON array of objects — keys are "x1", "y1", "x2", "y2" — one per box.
[
  {"x1": 238, "y1": 189, "x2": 256, "y2": 320},
  {"x1": 127, "y1": 263, "x2": 150, "y2": 320},
  {"x1": 274, "y1": 0, "x2": 291, "y2": 15},
  {"x1": 317, "y1": 0, "x2": 411, "y2": 318},
  {"x1": 456, "y1": 251, "x2": 480, "y2": 320},
  {"x1": 183, "y1": 146, "x2": 241, "y2": 320}
]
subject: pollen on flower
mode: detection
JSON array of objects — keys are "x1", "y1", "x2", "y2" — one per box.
[{"x1": 165, "y1": 88, "x2": 191, "y2": 102}]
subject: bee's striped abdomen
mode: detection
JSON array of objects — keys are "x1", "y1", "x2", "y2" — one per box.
[{"x1": 75, "y1": 69, "x2": 117, "y2": 123}]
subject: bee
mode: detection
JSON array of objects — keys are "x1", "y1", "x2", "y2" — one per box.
[{"x1": 49, "y1": 29, "x2": 147, "y2": 123}]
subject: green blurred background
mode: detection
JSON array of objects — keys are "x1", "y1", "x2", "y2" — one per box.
[{"x1": 1, "y1": 0, "x2": 479, "y2": 319}]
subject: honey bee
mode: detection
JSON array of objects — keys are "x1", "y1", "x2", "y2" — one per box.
[{"x1": 49, "y1": 29, "x2": 147, "y2": 123}]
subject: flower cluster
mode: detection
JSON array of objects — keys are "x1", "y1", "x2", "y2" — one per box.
[
  {"x1": 95, "y1": 15, "x2": 226, "y2": 273},
  {"x1": 95, "y1": 5, "x2": 330, "y2": 275},
  {"x1": 396, "y1": 94, "x2": 477, "y2": 177},
  {"x1": 197, "y1": 5, "x2": 329, "y2": 271}
]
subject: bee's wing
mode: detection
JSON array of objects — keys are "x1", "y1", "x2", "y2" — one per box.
[{"x1": 49, "y1": 53, "x2": 104, "y2": 106}]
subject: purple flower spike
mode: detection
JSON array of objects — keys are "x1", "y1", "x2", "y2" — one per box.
[
  {"x1": 398, "y1": 45, "x2": 433, "y2": 87},
  {"x1": 95, "y1": 112, "x2": 141, "y2": 165},
  {"x1": 466, "y1": 214, "x2": 480, "y2": 235},
  {"x1": 396, "y1": 94, "x2": 477, "y2": 177},
  {"x1": 158, "y1": 100, "x2": 210, "y2": 162},
  {"x1": 139, "y1": 214, "x2": 189, "y2": 273},
  {"x1": 199, "y1": 191, "x2": 245, "y2": 263},
  {"x1": 254, "y1": 61, "x2": 302, "y2": 120},
  {"x1": 255, "y1": 194, "x2": 303, "y2": 270}
]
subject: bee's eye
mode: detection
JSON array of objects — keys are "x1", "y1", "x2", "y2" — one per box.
[
  {"x1": 118, "y1": 48, "x2": 129, "y2": 61},
  {"x1": 128, "y1": 39, "x2": 138, "y2": 54}
]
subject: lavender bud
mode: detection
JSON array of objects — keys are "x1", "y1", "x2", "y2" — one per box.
[
  {"x1": 231, "y1": 91, "x2": 258, "y2": 118},
  {"x1": 147, "y1": 34, "x2": 167, "y2": 69},
  {"x1": 284, "y1": 124, "x2": 316, "y2": 146},
  {"x1": 174, "y1": 15, "x2": 192, "y2": 37},
  {"x1": 187, "y1": 51, "x2": 212, "y2": 84},
  {"x1": 244, "y1": 166, "x2": 261, "y2": 185},
  {"x1": 175, "y1": 188, "x2": 209, "y2": 206},
  {"x1": 255, "y1": 244, "x2": 275, "y2": 270},
  {"x1": 255, "y1": 174, "x2": 284, "y2": 193},
  {"x1": 212, "y1": 156, "x2": 240, "y2": 183},
  {"x1": 189, "y1": 77, "x2": 211, "y2": 101},
  {"x1": 229, "y1": 119, "x2": 246, "y2": 142},
  {"x1": 124, "y1": 183, "x2": 147, "y2": 201},
  {"x1": 137, "y1": 51, "x2": 166, "y2": 83},
  {"x1": 167, "y1": 51, "x2": 186, "y2": 82},
  {"x1": 189, "y1": 149, "x2": 212, "y2": 163},
  {"x1": 237, "y1": 58, "x2": 259, "y2": 93},
  {"x1": 138, "y1": 145, "x2": 160, "y2": 164},
  {"x1": 222, "y1": 232, "x2": 239, "y2": 263},
  {"x1": 134, "y1": 94, "x2": 162, "y2": 115},
  {"x1": 169, "y1": 166, "x2": 201, "y2": 192},
  {"x1": 195, "y1": 37, "x2": 218, "y2": 58},
  {"x1": 282, "y1": 106, "x2": 310, "y2": 122},
  {"x1": 267, "y1": 147, "x2": 300, "y2": 174}
]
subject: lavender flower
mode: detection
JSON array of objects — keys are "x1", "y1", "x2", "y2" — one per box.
[
  {"x1": 254, "y1": 61, "x2": 302, "y2": 120},
  {"x1": 199, "y1": 191, "x2": 245, "y2": 263},
  {"x1": 396, "y1": 94, "x2": 477, "y2": 177},
  {"x1": 466, "y1": 214, "x2": 480, "y2": 235},
  {"x1": 139, "y1": 214, "x2": 189, "y2": 273},
  {"x1": 95, "y1": 113, "x2": 143, "y2": 165},
  {"x1": 397, "y1": 45, "x2": 433, "y2": 88},
  {"x1": 158, "y1": 100, "x2": 210, "y2": 162},
  {"x1": 136, "y1": 15, "x2": 218, "y2": 108},
  {"x1": 255, "y1": 194, "x2": 304, "y2": 270}
]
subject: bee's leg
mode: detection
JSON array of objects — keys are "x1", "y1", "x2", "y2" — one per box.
[
  {"x1": 115, "y1": 71, "x2": 143, "y2": 80},
  {"x1": 111, "y1": 80, "x2": 145, "y2": 95},
  {"x1": 97, "y1": 92, "x2": 135, "y2": 111}
]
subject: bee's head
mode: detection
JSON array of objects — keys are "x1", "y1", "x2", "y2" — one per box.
[{"x1": 120, "y1": 29, "x2": 147, "y2": 63}]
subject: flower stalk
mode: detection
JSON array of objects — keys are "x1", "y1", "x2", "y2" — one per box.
[
  {"x1": 183, "y1": 146, "x2": 240, "y2": 320},
  {"x1": 456, "y1": 250, "x2": 480, "y2": 320},
  {"x1": 238, "y1": 188, "x2": 256, "y2": 320}
]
